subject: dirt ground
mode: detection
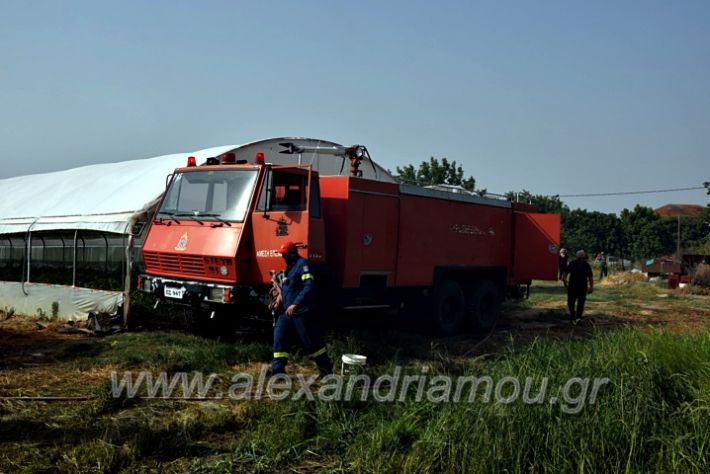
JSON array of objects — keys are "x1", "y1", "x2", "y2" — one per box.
[{"x1": 0, "y1": 318, "x2": 99, "y2": 369}]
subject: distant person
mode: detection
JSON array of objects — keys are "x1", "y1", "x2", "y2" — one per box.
[
  {"x1": 563, "y1": 250, "x2": 594, "y2": 325},
  {"x1": 558, "y1": 248, "x2": 569, "y2": 281},
  {"x1": 597, "y1": 251, "x2": 608, "y2": 281}
]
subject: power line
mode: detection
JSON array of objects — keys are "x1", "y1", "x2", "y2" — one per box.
[{"x1": 558, "y1": 186, "x2": 705, "y2": 198}]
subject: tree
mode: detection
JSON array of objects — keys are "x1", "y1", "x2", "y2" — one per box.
[
  {"x1": 705, "y1": 181, "x2": 709, "y2": 195},
  {"x1": 619, "y1": 205, "x2": 669, "y2": 261},
  {"x1": 505, "y1": 190, "x2": 568, "y2": 214},
  {"x1": 395, "y1": 157, "x2": 476, "y2": 191},
  {"x1": 679, "y1": 207, "x2": 710, "y2": 253},
  {"x1": 561, "y1": 209, "x2": 622, "y2": 258},
  {"x1": 675, "y1": 214, "x2": 709, "y2": 250}
]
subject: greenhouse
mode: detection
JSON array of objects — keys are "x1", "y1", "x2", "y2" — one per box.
[{"x1": 0, "y1": 145, "x2": 238, "y2": 321}]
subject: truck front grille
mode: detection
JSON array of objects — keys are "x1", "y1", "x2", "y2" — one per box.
[{"x1": 143, "y1": 252, "x2": 206, "y2": 277}]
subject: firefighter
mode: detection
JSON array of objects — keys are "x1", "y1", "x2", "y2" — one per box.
[
  {"x1": 271, "y1": 241, "x2": 333, "y2": 376},
  {"x1": 563, "y1": 250, "x2": 594, "y2": 325}
]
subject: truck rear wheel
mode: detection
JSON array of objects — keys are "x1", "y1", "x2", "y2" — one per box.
[
  {"x1": 432, "y1": 279, "x2": 465, "y2": 336},
  {"x1": 467, "y1": 280, "x2": 500, "y2": 332}
]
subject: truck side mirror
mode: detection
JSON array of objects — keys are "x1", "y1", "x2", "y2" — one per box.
[{"x1": 262, "y1": 166, "x2": 272, "y2": 219}]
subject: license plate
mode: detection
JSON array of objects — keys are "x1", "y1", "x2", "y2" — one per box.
[{"x1": 164, "y1": 286, "x2": 185, "y2": 299}]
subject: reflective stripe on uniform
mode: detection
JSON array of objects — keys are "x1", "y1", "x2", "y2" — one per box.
[
  {"x1": 273, "y1": 352, "x2": 289, "y2": 359},
  {"x1": 309, "y1": 347, "x2": 326, "y2": 358},
  {"x1": 301, "y1": 273, "x2": 314, "y2": 281}
]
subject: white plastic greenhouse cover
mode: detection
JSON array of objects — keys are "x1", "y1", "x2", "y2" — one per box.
[{"x1": 0, "y1": 145, "x2": 240, "y2": 235}]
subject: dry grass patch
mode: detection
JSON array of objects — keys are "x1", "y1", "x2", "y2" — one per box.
[
  {"x1": 691, "y1": 263, "x2": 710, "y2": 288},
  {"x1": 599, "y1": 271, "x2": 648, "y2": 287}
]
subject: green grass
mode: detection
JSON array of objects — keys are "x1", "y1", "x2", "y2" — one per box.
[
  {"x1": 2, "y1": 282, "x2": 710, "y2": 473},
  {"x1": 205, "y1": 329, "x2": 710, "y2": 474},
  {"x1": 2, "y1": 328, "x2": 710, "y2": 473},
  {"x1": 74, "y1": 331, "x2": 272, "y2": 373}
]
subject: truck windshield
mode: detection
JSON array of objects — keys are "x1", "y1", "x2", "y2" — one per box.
[{"x1": 159, "y1": 169, "x2": 258, "y2": 222}]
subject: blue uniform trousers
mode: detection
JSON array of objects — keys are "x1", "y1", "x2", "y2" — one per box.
[{"x1": 272, "y1": 312, "x2": 332, "y2": 376}]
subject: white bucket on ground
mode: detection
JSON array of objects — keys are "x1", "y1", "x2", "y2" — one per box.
[{"x1": 341, "y1": 354, "x2": 367, "y2": 375}]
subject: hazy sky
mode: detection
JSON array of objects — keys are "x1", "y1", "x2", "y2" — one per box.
[{"x1": 1, "y1": 0, "x2": 708, "y2": 214}]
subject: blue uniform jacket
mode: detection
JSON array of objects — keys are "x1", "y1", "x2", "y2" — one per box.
[{"x1": 280, "y1": 257, "x2": 315, "y2": 315}]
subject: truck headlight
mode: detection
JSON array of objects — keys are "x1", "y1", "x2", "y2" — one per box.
[
  {"x1": 220, "y1": 265, "x2": 228, "y2": 276},
  {"x1": 207, "y1": 287, "x2": 231, "y2": 303},
  {"x1": 208, "y1": 288, "x2": 224, "y2": 301}
]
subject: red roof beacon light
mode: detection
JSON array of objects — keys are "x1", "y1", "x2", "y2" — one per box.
[
  {"x1": 220, "y1": 152, "x2": 236, "y2": 164},
  {"x1": 186, "y1": 156, "x2": 197, "y2": 167},
  {"x1": 255, "y1": 152, "x2": 265, "y2": 165}
]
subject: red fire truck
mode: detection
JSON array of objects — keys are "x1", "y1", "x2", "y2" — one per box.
[{"x1": 138, "y1": 137, "x2": 560, "y2": 335}]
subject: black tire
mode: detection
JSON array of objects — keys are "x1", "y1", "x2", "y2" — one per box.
[
  {"x1": 467, "y1": 280, "x2": 500, "y2": 332},
  {"x1": 432, "y1": 279, "x2": 466, "y2": 336}
]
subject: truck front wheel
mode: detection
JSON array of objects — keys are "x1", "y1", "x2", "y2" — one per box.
[
  {"x1": 432, "y1": 279, "x2": 466, "y2": 336},
  {"x1": 467, "y1": 280, "x2": 500, "y2": 332}
]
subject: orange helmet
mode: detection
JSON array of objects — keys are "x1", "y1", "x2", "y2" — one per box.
[{"x1": 279, "y1": 241, "x2": 297, "y2": 254}]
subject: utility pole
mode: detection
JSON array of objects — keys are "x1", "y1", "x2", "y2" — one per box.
[{"x1": 676, "y1": 214, "x2": 681, "y2": 263}]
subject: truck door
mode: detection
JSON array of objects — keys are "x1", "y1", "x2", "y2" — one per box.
[
  {"x1": 512, "y1": 212, "x2": 561, "y2": 282},
  {"x1": 251, "y1": 166, "x2": 325, "y2": 284}
]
